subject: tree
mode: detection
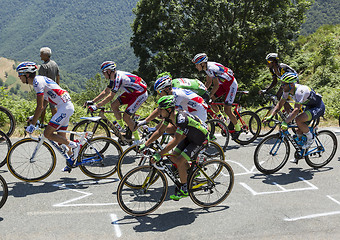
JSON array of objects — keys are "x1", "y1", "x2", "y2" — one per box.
[{"x1": 131, "y1": 0, "x2": 310, "y2": 95}]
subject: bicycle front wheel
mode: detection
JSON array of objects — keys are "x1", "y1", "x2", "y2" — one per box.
[
  {"x1": 0, "y1": 175, "x2": 8, "y2": 209},
  {"x1": 78, "y1": 137, "x2": 123, "y2": 178},
  {"x1": 0, "y1": 106, "x2": 16, "y2": 137},
  {"x1": 189, "y1": 160, "x2": 234, "y2": 207},
  {"x1": 305, "y1": 130, "x2": 338, "y2": 168},
  {"x1": 117, "y1": 165, "x2": 168, "y2": 216},
  {"x1": 254, "y1": 134, "x2": 290, "y2": 174},
  {"x1": 7, "y1": 138, "x2": 56, "y2": 182},
  {"x1": 0, "y1": 130, "x2": 12, "y2": 167},
  {"x1": 234, "y1": 111, "x2": 261, "y2": 145},
  {"x1": 206, "y1": 119, "x2": 229, "y2": 151}
]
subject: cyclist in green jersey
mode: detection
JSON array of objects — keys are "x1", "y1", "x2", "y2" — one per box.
[
  {"x1": 158, "y1": 72, "x2": 210, "y2": 103},
  {"x1": 139, "y1": 95, "x2": 209, "y2": 200}
]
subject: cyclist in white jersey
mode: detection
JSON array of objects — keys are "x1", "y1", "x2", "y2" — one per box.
[
  {"x1": 265, "y1": 72, "x2": 325, "y2": 156},
  {"x1": 86, "y1": 61, "x2": 148, "y2": 145},
  {"x1": 16, "y1": 62, "x2": 79, "y2": 170},
  {"x1": 137, "y1": 73, "x2": 207, "y2": 133}
]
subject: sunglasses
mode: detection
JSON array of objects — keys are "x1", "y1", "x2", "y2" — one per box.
[
  {"x1": 18, "y1": 72, "x2": 25, "y2": 76},
  {"x1": 157, "y1": 89, "x2": 162, "y2": 94},
  {"x1": 267, "y1": 60, "x2": 272, "y2": 64},
  {"x1": 281, "y1": 82, "x2": 290, "y2": 86}
]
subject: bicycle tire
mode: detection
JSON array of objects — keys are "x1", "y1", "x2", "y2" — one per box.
[
  {"x1": 189, "y1": 160, "x2": 234, "y2": 207},
  {"x1": 206, "y1": 119, "x2": 229, "y2": 151},
  {"x1": 7, "y1": 138, "x2": 56, "y2": 182},
  {"x1": 70, "y1": 119, "x2": 110, "y2": 141},
  {"x1": 0, "y1": 106, "x2": 16, "y2": 137},
  {"x1": 117, "y1": 165, "x2": 168, "y2": 216},
  {"x1": 305, "y1": 130, "x2": 338, "y2": 168},
  {"x1": 255, "y1": 106, "x2": 278, "y2": 137},
  {"x1": 234, "y1": 111, "x2": 261, "y2": 145},
  {"x1": 78, "y1": 137, "x2": 123, "y2": 178},
  {"x1": 254, "y1": 133, "x2": 290, "y2": 174},
  {"x1": 0, "y1": 174, "x2": 8, "y2": 209},
  {"x1": 0, "y1": 130, "x2": 12, "y2": 167}
]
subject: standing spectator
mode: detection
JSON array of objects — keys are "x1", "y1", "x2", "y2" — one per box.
[{"x1": 38, "y1": 47, "x2": 60, "y2": 124}]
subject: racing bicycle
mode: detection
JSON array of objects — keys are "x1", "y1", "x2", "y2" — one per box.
[
  {"x1": 117, "y1": 148, "x2": 234, "y2": 216},
  {"x1": 6, "y1": 120, "x2": 123, "y2": 182},
  {"x1": 254, "y1": 119, "x2": 337, "y2": 174}
]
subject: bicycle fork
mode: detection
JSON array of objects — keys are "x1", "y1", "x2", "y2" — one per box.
[{"x1": 30, "y1": 136, "x2": 46, "y2": 163}]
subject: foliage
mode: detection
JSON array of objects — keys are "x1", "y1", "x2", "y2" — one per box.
[{"x1": 131, "y1": 0, "x2": 310, "y2": 91}]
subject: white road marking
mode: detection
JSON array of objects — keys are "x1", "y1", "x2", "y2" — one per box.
[
  {"x1": 284, "y1": 211, "x2": 340, "y2": 221},
  {"x1": 327, "y1": 195, "x2": 340, "y2": 205},
  {"x1": 27, "y1": 208, "x2": 119, "y2": 216},
  {"x1": 110, "y1": 214, "x2": 122, "y2": 238}
]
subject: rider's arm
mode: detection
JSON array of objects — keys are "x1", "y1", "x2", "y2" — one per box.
[
  {"x1": 285, "y1": 103, "x2": 301, "y2": 123},
  {"x1": 144, "y1": 120, "x2": 168, "y2": 147},
  {"x1": 209, "y1": 77, "x2": 219, "y2": 98},
  {"x1": 92, "y1": 87, "x2": 111, "y2": 103},
  {"x1": 205, "y1": 75, "x2": 212, "y2": 89},
  {"x1": 264, "y1": 76, "x2": 278, "y2": 92},
  {"x1": 271, "y1": 98, "x2": 286, "y2": 117},
  {"x1": 159, "y1": 131, "x2": 186, "y2": 156},
  {"x1": 97, "y1": 91, "x2": 116, "y2": 107},
  {"x1": 31, "y1": 94, "x2": 46, "y2": 125},
  {"x1": 144, "y1": 108, "x2": 160, "y2": 123}
]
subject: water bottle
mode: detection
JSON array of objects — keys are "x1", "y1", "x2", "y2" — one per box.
[
  {"x1": 198, "y1": 153, "x2": 205, "y2": 163},
  {"x1": 113, "y1": 120, "x2": 123, "y2": 132},
  {"x1": 301, "y1": 135, "x2": 307, "y2": 145}
]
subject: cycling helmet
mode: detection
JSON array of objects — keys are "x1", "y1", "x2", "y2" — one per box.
[
  {"x1": 281, "y1": 72, "x2": 298, "y2": 83},
  {"x1": 157, "y1": 95, "x2": 176, "y2": 109},
  {"x1": 154, "y1": 72, "x2": 172, "y2": 92},
  {"x1": 192, "y1": 53, "x2": 208, "y2": 64},
  {"x1": 16, "y1": 62, "x2": 38, "y2": 74},
  {"x1": 100, "y1": 61, "x2": 116, "y2": 72},
  {"x1": 265, "y1": 53, "x2": 279, "y2": 62}
]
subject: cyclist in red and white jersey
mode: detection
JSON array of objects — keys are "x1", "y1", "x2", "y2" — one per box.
[
  {"x1": 192, "y1": 53, "x2": 241, "y2": 139},
  {"x1": 86, "y1": 61, "x2": 148, "y2": 145},
  {"x1": 16, "y1": 62, "x2": 79, "y2": 171}
]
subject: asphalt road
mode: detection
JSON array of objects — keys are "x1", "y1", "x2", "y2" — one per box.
[{"x1": 0, "y1": 127, "x2": 339, "y2": 240}]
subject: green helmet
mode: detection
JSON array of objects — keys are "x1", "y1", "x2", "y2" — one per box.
[
  {"x1": 156, "y1": 72, "x2": 172, "y2": 80},
  {"x1": 157, "y1": 95, "x2": 176, "y2": 109},
  {"x1": 281, "y1": 72, "x2": 298, "y2": 83}
]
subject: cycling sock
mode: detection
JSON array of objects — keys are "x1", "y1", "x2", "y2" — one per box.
[
  {"x1": 234, "y1": 123, "x2": 241, "y2": 131},
  {"x1": 304, "y1": 131, "x2": 313, "y2": 140},
  {"x1": 117, "y1": 119, "x2": 124, "y2": 128},
  {"x1": 133, "y1": 130, "x2": 140, "y2": 140}
]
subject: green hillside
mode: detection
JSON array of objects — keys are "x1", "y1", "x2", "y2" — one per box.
[{"x1": 0, "y1": 0, "x2": 139, "y2": 91}]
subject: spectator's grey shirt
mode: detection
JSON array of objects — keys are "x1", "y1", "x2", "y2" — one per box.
[{"x1": 38, "y1": 59, "x2": 59, "y2": 81}]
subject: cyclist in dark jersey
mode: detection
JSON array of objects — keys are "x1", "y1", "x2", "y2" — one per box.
[
  {"x1": 139, "y1": 95, "x2": 208, "y2": 200},
  {"x1": 260, "y1": 53, "x2": 298, "y2": 113}
]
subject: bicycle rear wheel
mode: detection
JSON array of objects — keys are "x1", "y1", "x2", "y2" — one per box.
[
  {"x1": 0, "y1": 174, "x2": 8, "y2": 209},
  {"x1": 117, "y1": 165, "x2": 168, "y2": 216},
  {"x1": 206, "y1": 119, "x2": 229, "y2": 151},
  {"x1": 234, "y1": 111, "x2": 261, "y2": 145},
  {"x1": 305, "y1": 130, "x2": 338, "y2": 168},
  {"x1": 189, "y1": 160, "x2": 234, "y2": 207},
  {"x1": 78, "y1": 137, "x2": 123, "y2": 178},
  {"x1": 0, "y1": 130, "x2": 12, "y2": 167},
  {"x1": 255, "y1": 106, "x2": 278, "y2": 137},
  {"x1": 0, "y1": 106, "x2": 16, "y2": 137},
  {"x1": 7, "y1": 138, "x2": 56, "y2": 182},
  {"x1": 254, "y1": 133, "x2": 290, "y2": 174}
]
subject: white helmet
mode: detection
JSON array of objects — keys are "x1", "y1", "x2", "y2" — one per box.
[
  {"x1": 265, "y1": 53, "x2": 279, "y2": 62},
  {"x1": 192, "y1": 53, "x2": 208, "y2": 64},
  {"x1": 16, "y1": 62, "x2": 38, "y2": 74}
]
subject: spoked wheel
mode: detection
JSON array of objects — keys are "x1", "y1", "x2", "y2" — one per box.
[
  {"x1": 189, "y1": 160, "x2": 234, "y2": 207},
  {"x1": 234, "y1": 111, "x2": 261, "y2": 145},
  {"x1": 0, "y1": 130, "x2": 12, "y2": 167},
  {"x1": 305, "y1": 130, "x2": 338, "y2": 168},
  {"x1": 70, "y1": 120, "x2": 110, "y2": 142},
  {"x1": 78, "y1": 137, "x2": 122, "y2": 178},
  {"x1": 0, "y1": 174, "x2": 8, "y2": 209},
  {"x1": 254, "y1": 133, "x2": 290, "y2": 174},
  {"x1": 7, "y1": 138, "x2": 56, "y2": 182},
  {"x1": 0, "y1": 106, "x2": 16, "y2": 137},
  {"x1": 206, "y1": 119, "x2": 229, "y2": 151},
  {"x1": 117, "y1": 165, "x2": 168, "y2": 216},
  {"x1": 255, "y1": 106, "x2": 278, "y2": 137}
]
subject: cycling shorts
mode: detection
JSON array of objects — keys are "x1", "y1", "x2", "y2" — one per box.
[
  {"x1": 214, "y1": 79, "x2": 238, "y2": 105},
  {"x1": 118, "y1": 91, "x2": 148, "y2": 115},
  {"x1": 305, "y1": 100, "x2": 325, "y2": 122},
  {"x1": 48, "y1": 101, "x2": 74, "y2": 130},
  {"x1": 174, "y1": 134, "x2": 207, "y2": 161}
]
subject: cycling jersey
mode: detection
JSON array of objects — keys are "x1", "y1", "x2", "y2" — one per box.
[
  {"x1": 172, "y1": 87, "x2": 208, "y2": 122},
  {"x1": 205, "y1": 62, "x2": 235, "y2": 86},
  {"x1": 108, "y1": 70, "x2": 147, "y2": 95},
  {"x1": 283, "y1": 84, "x2": 325, "y2": 121},
  {"x1": 269, "y1": 63, "x2": 297, "y2": 78},
  {"x1": 172, "y1": 78, "x2": 207, "y2": 97},
  {"x1": 33, "y1": 75, "x2": 71, "y2": 106},
  {"x1": 164, "y1": 110, "x2": 208, "y2": 161}
]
